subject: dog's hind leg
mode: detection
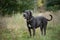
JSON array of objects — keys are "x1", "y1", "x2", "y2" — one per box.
[
  {"x1": 43, "y1": 23, "x2": 47, "y2": 35},
  {"x1": 40, "y1": 25, "x2": 43, "y2": 35}
]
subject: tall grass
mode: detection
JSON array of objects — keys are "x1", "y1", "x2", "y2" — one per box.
[{"x1": 0, "y1": 13, "x2": 60, "y2": 40}]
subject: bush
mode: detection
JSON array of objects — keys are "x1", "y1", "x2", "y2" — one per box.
[
  {"x1": 0, "y1": 0, "x2": 35, "y2": 16},
  {"x1": 45, "y1": 0, "x2": 60, "y2": 11}
]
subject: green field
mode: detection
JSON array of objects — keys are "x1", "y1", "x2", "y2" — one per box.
[{"x1": 0, "y1": 13, "x2": 60, "y2": 40}]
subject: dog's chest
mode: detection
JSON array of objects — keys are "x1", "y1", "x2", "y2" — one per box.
[
  {"x1": 28, "y1": 24, "x2": 31, "y2": 27},
  {"x1": 27, "y1": 21, "x2": 32, "y2": 27}
]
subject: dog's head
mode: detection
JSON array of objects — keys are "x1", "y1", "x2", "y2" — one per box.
[{"x1": 23, "y1": 10, "x2": 32, "y2": 20}]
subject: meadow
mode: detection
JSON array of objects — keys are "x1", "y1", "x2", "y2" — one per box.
[{"x1": 0, "y1": 12, "x2": 60, "y2": 40}]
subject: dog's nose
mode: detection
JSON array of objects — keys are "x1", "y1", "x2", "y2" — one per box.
[{"x1": 23, "y1": 14, "x2": 25, "y2": 17}]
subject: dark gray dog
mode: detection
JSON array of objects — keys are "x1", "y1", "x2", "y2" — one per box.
[{"x1": 23, "y1": 10, "x2": 53, "y2": 37}]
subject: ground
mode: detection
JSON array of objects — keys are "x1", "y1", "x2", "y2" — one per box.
[{"x1": 0, "y1": 11, "x2": 60, "y2": 40}]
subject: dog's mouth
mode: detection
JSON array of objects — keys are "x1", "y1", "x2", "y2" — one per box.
[
  {"x1": 23, "y1": 15, "x2": 26, "y2": 19},
  {"x1": 23, "y1": 13, "x2": 29, "y2": 20},
  {"x1": 23, "y1": 15, "x2": 26, "y2": 18},
  {"x1": 24, "y1": 17, "x2": 26, "y2": 19},
  {"x1": 23, "y1": 16, "x2": 28, "y2": 19},
  {"x1": 24, "y1": 17, "x2": 29, "y2": 20}
]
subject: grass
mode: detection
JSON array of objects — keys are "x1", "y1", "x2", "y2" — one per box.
[{"x1": 0, "y1": 13, "x2": 60, "y2": 40}]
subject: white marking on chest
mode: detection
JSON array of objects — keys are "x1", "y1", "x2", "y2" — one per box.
[{"x1": 29, "y1": 25, "x2": 31, "y2": 27}]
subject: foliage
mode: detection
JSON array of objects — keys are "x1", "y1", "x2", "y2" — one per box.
[
  {"x1": 0, "y1": 0, "x2": 35, "y2": 16},
  {"x1": 19, "y1": 0, "x2": 35, "y2": 12},
  {"x1": 45, "y1": 0, "x2": 60, "y2": 11},
  {"x1": 0, "y1": 0, "x2": 19, "y2": 16}
]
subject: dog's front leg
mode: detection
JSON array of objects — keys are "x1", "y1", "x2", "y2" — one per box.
[
  {"x1": 32, "y1": 27, "x2": 35, "y2": 37},
  {"x1": 27, "y1": 24, "x2": 32, "y2": 37},
  {"x1": 28, "y1": 27, "x2": 32, "y2": 37}
]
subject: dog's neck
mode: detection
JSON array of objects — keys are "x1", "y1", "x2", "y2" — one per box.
[{"x1": 27, "y1": 16, "x2": 33, "y2": 22}]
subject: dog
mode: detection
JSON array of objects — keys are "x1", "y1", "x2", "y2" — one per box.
[{"x1": 23, "y1": 10, "x2": 53, "y2": 37}]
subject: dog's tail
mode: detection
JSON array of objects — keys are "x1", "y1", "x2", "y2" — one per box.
[{"x1": 47, "y1": 14, "x2": 53, "y2": 21}]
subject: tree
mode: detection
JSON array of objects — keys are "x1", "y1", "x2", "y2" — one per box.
[
  {"x1": 45, "y1": 0, "x2": 60, "y2": 11},
  {"x1": 0, "y1": 0, "x2": 35, "y2": 16},
  {"x1": 19, "y1": 0, "x2": 35, "y2": 12},
  {"x1": 0, "y1": 0, "x2": 19, "y2": 16}
]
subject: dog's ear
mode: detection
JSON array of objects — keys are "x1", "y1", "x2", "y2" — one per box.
[{"x1": 29, "y1": 11, "x2": 32, "y2": 16}]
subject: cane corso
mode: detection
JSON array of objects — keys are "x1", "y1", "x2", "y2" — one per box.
[{"x1": 23, "y1": 10, "x2": 53, "y2": 37}]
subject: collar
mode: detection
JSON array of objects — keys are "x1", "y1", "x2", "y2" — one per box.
[{"x1": 27, "y1": 18, "x2": 33, "y2": 22}]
